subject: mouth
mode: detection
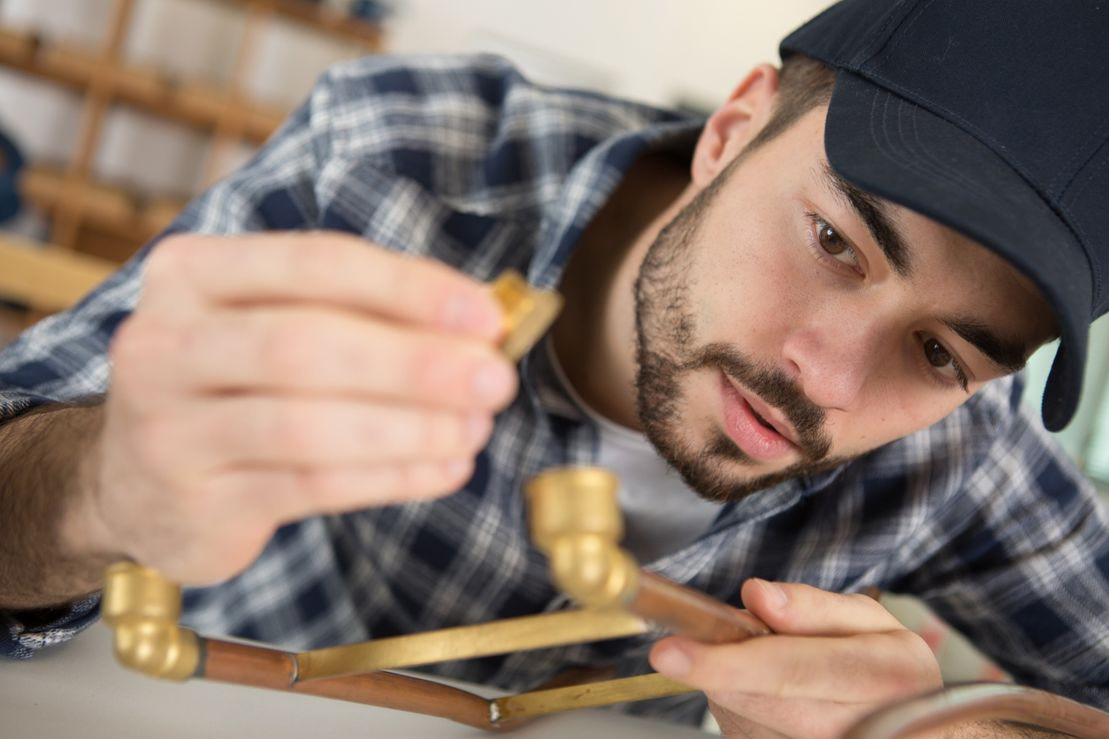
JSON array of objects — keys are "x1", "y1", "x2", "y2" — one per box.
[{"x1": 718, "y1": 371, "x2": 799, "y2": 462}]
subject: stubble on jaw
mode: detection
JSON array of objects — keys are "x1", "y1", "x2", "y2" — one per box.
[{"x1": 631, "y1": 166, "x2": 846, "y2": 504}]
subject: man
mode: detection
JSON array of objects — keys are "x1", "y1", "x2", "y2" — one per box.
[{"x1": 2, "y1": 0, "x2": 1108, "y2": 736}]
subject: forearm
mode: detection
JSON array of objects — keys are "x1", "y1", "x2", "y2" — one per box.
[
  {"x1": 0, "y1": 402, "x2": 116, "y2": 609},
  {"x1": 945, "y1": 721, "x2": 1066, "y2": 738}
]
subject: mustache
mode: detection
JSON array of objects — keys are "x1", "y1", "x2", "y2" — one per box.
[{"x1": 681, "y1": 342, "x2": 832, "y2": 461}]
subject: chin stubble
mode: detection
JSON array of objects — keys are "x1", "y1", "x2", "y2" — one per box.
[{"x1": 631, "y1": 168, "x2": 846, "y2": 504}]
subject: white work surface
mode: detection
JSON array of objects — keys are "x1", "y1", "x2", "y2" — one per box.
[{"x1": 0, "y1": 623, "x2": 709, "y2": 738}]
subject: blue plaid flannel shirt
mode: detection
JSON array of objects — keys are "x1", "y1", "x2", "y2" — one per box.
[{"x1": 3, "y1": 54, "x2": 1109, "y2": 723}]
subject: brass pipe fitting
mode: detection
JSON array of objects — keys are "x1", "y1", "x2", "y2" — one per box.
[
  {"x1": 101, "y1": 561, "x2": 199, "y2": 681},
  {"x1": 525, "y1": 466, "x2": 639, "y2": 608},
  {"x1": 490, "y1": 271, "x2": 563, "y2": 362}
]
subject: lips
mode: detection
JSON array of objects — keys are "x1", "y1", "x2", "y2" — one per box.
[{"x1": 719, "y1": 372, "x2": 799, "y2": 462}]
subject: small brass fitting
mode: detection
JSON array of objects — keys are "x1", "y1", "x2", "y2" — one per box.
[
  {"x1": 490, "y1": 271, "x2": 563, "y2": 362},
  {"x1": 101, "y1": 562, "x2": 199, "y2": 681},
  {"x1": 526, "y1": 467, "x2": 639, "y2": 608}
]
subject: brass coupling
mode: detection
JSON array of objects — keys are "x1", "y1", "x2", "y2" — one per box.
[
  {"x1": 101, "y1": 561, "x2": 200, "y2": 681},
  {"x1": 490, "y1": 271, "x2": 563, "y2": 362},
  {"x1": 525, "y1": 466, "x2": 639, "y2": 609}
]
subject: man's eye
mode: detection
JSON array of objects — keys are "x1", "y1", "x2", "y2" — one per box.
[
  {"x1": 809, "y1": 214, "x2": 860, "y2": 270},
  {"x1": 923, "y1": 337, "x2": 968, "y2": 390}
]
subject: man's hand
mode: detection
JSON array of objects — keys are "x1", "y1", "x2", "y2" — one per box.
[
  {"x1": 67, "y1": 232, "x2": 517, "y2": 586},
  {"x1": 648, "y1": 579, "x2": 942, "y2": 739}
]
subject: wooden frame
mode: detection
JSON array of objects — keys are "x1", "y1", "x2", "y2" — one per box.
[{"x1": 0, "y1": 0, "x2": 384, "y2": 261}]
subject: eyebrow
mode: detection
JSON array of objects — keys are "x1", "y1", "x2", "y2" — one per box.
[
  {"x1": 944, "y1": 317, "x2": 1030, "y2": 373},
  {"x1": 817, "y1": 164, "x2": 1035, "y2": 374},
  {"x1": 820, "y1": 163, "x2": 913, "y2": 278}
]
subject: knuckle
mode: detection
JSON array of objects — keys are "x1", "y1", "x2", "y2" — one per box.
[
  {"x1": 110, "y1": 318, "x2": 162, "y2": 369},
  {"x1": 899, "y1": 631, "x2": 942, "y2": 685},
  {"x1": 258, "y1": 316, "x2": 321, "y2": 379},
  {"x1": 288, "y1": 235, "x2": 340, "y2": 284},
  {"x1": 424, "y1": 411, "x2": 463, "y2": 452},
  {"x1": 845, "y1": 591, "x2": 877, "y2": 609},
  {"x1": 297, "y1": 468, "x2": 348, "y2": 505},
  {"x1": 406, "y1": 338, "x2": 455, "y2": 392},
  {"x1": 269, "y1": 404, "x2": 327, "y2": 458},
  {"x1": 146, "y1": 235, "x2": 201, "y2": 286}
]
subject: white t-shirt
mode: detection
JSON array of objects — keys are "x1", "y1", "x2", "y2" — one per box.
[{"x1": 547, "y1": 340, "x2": 723, "y2": 563}]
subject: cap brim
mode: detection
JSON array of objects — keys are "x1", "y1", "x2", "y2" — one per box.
[{"x1": 824, "y1": 72, "x2": 1091, "y2": 431}]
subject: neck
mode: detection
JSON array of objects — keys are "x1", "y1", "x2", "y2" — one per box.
[{"x1": 552, "y1": 152, "x2": 694, "y2": 430}]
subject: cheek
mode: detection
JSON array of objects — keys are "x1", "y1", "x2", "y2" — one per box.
[
  {"x1": 691, "y1": 216, "x2": 806, "y2": 347},
  {"x1": 838, "y1": 381, "x2": 969, "y2": 452}
]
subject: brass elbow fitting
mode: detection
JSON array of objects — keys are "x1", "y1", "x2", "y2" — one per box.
[
  {"x1": 525, "y1": 467, "x2": 639, "y2": 609},
  {"x1": 101, "y1": 562, "x2": 199, "y2": 681}
]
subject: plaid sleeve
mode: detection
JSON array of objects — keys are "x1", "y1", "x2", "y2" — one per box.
[
  {"x1": 0, "y1": 62, "x2": 342, "y2": 659},
  {"x1": 896, "y1": 384, "x2": 1109, "y2": 709}
]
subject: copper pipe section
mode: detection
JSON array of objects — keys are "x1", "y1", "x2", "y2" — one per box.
[
  {"x1": 842, "y1": 683, "x2": 1109, "y2": 739},
  {"x1": 631, "y1": 572, "x2": 770, "y2": 644},
  {"x1": 201, "y1": 638, "x2": 499, "y2": 731}
]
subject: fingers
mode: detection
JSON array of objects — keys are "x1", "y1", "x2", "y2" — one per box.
[
  {"x1": 140, "y1": 232, "x2": 505, "y2": 341},
  {"x1": 102, "y1": 231, "x2": 526, "y2": 585},
  {"x1": 169, "y1": 396, "x2": 493, "y2": 468},
  {"x1": 120, "y1": 306, "x2": 517, "y2": 412},
  {"x1": 740, "y1": 579, "x2": 903, "y2": 636},
  {"x1": 650, "y1": 630, "x2": 940, "y2": 704},
  {"x1": 211, "y1": 460, "x2": 477, "y2": 520}
]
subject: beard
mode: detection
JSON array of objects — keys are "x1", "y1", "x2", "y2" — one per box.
[{"x1": 633, "y1": 169, "x2": 848, "y2": 504}]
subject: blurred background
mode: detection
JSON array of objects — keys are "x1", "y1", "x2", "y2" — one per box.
[{"x1": 0, "y1": 0, "x2": 1103, "y2": 701}]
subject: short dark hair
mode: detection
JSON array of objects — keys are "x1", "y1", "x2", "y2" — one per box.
[{"x1": 746, "y1": 54, "x2": 837, "y2": 152}]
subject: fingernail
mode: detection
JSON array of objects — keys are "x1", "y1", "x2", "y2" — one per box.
[
  {"x1": 760, "y1": 579, "x2": 789, "y2": 610},
  {"x1": 653, "y1": 644, "x2": 692, "y2": 678},
  {"x1": 472, "y1": 361, "x2": 513, "y2": 403}
]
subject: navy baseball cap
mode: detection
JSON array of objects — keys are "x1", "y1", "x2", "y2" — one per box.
[{"x1": 781, "y1": 0, "x2": 1109, "y2": 431}]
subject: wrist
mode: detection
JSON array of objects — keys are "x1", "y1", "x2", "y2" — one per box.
[{"x1": 58, "y1": 407, "x2": 123, "y2": 565}]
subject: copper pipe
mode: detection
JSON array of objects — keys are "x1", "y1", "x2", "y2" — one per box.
[
  {"x1": 631, "y1": 572, "x2": 770, "y2": 644},
  {"x1": 200, "y1": 638, "x2": 499, "y2": 731},
  {"x1": 842, "y1": 683, "x2": 1109, "y2": 739}
]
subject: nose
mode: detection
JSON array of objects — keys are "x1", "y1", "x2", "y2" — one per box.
[{"x1": 780, "y1": 305, "x2": 884, "y2": 412}]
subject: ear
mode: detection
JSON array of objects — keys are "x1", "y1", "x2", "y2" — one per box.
[{"x1": 691, "y1": 64, "x2": 781, "y2": 187}]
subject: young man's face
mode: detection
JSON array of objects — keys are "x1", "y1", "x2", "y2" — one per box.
[{"x1": 634, "y1": 105, "x2": 1055, "y2": 502}]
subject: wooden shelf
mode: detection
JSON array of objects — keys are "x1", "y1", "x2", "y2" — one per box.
[
  {"x1": 208, "y1": 0, "x2": 385, "y2": 49},
  {"x1": 0, "y1": 27, "x2": 287, "y2": 143},
  {"x1": 0, "y1": 0, "x2": 385, "y2": 270},
  {"x1": 0, "y1": 233, "x2": 116, "y2": 314},
  {"x1": 21, "y1": 164, "x2": 184, "y2": 246}
]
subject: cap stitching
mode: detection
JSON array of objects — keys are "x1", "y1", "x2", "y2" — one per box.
[
  {"x1": 868, "y1": 95, "x2": 1005, "y2": 217},
  {"x1": 861, "y1": 88, "x2": 1093, "y2": 327},
  {"x1": 1047, "y1": 116, "x2": 1109, "y2": 196},
  {"x1": 1058, "y1": 131, "x2": 1109, "y2": 205},
  {"x1": 900, "y1": 103, "x2": 1002, "y2": 203},
  {"x1": 853, "y1": 0, "x2": 930, "y2": 69},
  {"x1": 861, "y1": 73, "x2": 1092, "y2": 273},
  {"x1": 868, "y1": 91, "x2": 999, "y2": 206},
  {"x1": 1056, "y1": 138, "x2": 1109, "y2": 310},
  {"x1": 874, "y1": 0, "x2": 941, "y2": 61}
]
